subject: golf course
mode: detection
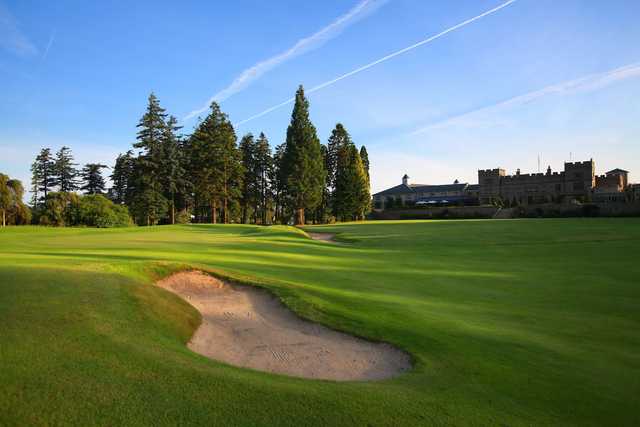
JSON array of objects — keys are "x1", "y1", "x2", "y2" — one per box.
[{"x1": 1, "y1": 218, "x2": 639, "y2": 426}]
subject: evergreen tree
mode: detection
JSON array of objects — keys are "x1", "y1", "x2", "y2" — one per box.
[
  {"x1": 239, "y1": 133, "x2": 258, "y2": 224},
  {"x1": 359, "y1": 145, "x2": 371, "y2": 217},
  {"x1": 359, "y1": 145, "x2": 370, "y2": 181},
  {"x1": 326, "y1": 124, "x2": 353, "y2": 218},
  {"x1": 188, "y1": 102, "x2": 243, "y2": 224},
  {"x1": 110, "y1": 150, "x2": 134, "y2": 205},
  {"x1": 161, "y1": 116, "x2": 186, "y2": 224},
  {"x1": 30, "y1": 148, "x2": 55, "y2": 207},
  {"x1": 254, "y1": 132, "x2": 273, "y2": 224},
  {"x1": 271, "y1": 143, "x2": 288, "y2": 224},
  {"x1": 351, "y1": 145, "x2": 371, "y2": 219},
  {"x1": 53, "y1": 146, "x2": 79, "y2": 192},
  {"x1": 314, "y1": 144, "x2": 330, "y2": 223},
  {"x1": 326, "y1": 123, "x2": 351, "y2": 191},
  {"x1": 334, "y1": 143, "x2": 370, "y2": 221},
  {"x1": 81, "y1": 163, "x2": 108, "y2": 194},
  {"x1": 130, "y1": 93, "x2": 169, "y2": 225},
  {"x1": 282, "y1": 86, "x2": 325, "y2": 225}
]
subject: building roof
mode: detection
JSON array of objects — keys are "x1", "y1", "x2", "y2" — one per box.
[
  {"x1": 373, "y1": 182, "x2": 469, "y2": 197},
  {"x1": 373, "y1": 183, "x2": 414, "y2": 196},
  {"x1": 607, "y1": 168, "x2": 629, "y2": 175},
  {"x1": 411, "y1": 183, "x2": 469, "y2": 193}
]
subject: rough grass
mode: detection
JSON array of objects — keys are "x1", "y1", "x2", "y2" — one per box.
[{"x1": 1, "y1": 219, "x2": 639, "y2": 426}]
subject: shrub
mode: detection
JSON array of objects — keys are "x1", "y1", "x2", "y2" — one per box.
[{"x1": 39, "y1": 193, "x2": 132, "y2": 227}]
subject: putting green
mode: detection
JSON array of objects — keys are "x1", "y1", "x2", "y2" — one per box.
[{"x1": 1, "y1": 219, "x2": 639, "y2": 425}]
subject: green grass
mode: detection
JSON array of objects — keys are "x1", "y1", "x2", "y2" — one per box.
[{"x1": 1, "y1": 219, "x2": 639, "y2": 426}]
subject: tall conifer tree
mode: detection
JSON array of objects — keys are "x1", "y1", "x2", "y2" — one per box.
[
  {"x1": 359, "y1": 145, "x2": 370, "y2": 181},
  {"x1": 30, "y1": 148, "x2": 55, "y2": 207},
  {"x1": 188, "y1": 102, "x2": 243, "y2": 224},
  {"x1": 130, "y1": 93, "x2": 169, "y2": 225},
  {"x1": 53, "y1": 146, "x2": 79, "y2": 192},
  {"x1": 161, "y1": 115, "x2": 185, "y2": 224},
  {"x1": 81, "y1": 163, "x2": 108, "y2": 194},
  {"x1": 282, "y1": 86, "x2": 325, "y2": 225},
  {"x1": 239, "y1": 133, "x2": 258, "y2": 224},
  {"x1": 110, "y1": 150, "x2": 134, "y2": 205},
  {"x1": 254, "y1": 132, "x2": 273, "y2": 224}
]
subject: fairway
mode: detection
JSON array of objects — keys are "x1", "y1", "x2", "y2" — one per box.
[{"x1": 1, "y1": 219, "x2": 639, "y2": 426}]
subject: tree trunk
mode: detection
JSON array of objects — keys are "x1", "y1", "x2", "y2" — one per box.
[
  {"x1": 171, "y1": 194, "x2": 175, "y2": 224},
  {"x1": 223, "y1": 197, "x2": 228, "y2": 224},
  {"x1": 211, "y1": 200, "x2": 217, "y2": 224},
  {"x1": 296, "y1": 208, "x2": 304, "y2": 225},
  {"x1": 1, "y1": 209, "x2": 5, "y2": 227}
]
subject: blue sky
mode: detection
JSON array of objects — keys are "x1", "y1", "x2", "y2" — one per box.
[{"x1": 1, "y1": 0, "x2": 639, "y2": 194}]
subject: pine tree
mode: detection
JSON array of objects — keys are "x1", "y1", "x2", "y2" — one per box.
[
  {"x1": 130, "y1": 93, "x2": 169, "y2": 225},
  {"x1": 53, "y1": 146, "x2": 79, "y2": 192},
  {"x1": 188, "y1": 102, "x2": 243, "y2": 224},
  {"x1": 110, "y1": 150, "x2": 134, "y2": 205},
  {"x1": 359, "y1": 145, "x2": 371, "y2": 217},
  {"x1": 161, "y1": 116, "x2": 186, "y2": 224},
  {"x1": 271, "y1": 143, "x2": 287, "y2": 224},
  {"x1": 282, "y1": 85, "x2": 325, "y2": 225},
  {"x1": 359, "y1": 145, "x2": 370, "y2": 181},
  {"x1": 314, "y1": 144, "x2": 330, "y2": 223},
  {"x1": 326, "y1": 124, "x2": 353, "y2": 218},
  {"x1": 81, "y1": 163, "x2": 108, "y2": 194},
  {"x1": 239, "y1": 133, "x2": 258, "y2": 224},
  {"x1": 30, "y1": 148, "x2": 55, "y2": 207},
  {"x1": 351, "y1": 146, "x2": 371, "y2": 220},
  {"x1": 326, "y1": 123, "x2": 351, "y2": 190},
  {"x1": 334, "y1": 143, "x2": 370, "y2": 221},
  {"x1": 254, "y1": 133, "x2": 273, "y2": 225}
]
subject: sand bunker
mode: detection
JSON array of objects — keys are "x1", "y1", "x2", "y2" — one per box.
[
  {"x1": 156, "y1": 271, "x2": 410, "y2": 381},
  {"x1": 307, "y1": 232, "x2": 338, "y2": 243}
]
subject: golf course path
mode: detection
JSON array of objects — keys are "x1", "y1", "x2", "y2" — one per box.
[
  {"x1": 307, "y1": 232, "x2": 338, "y2": 243},
  {"x1": 156, "y1": 271, "x2": 410, "y2": 381}
]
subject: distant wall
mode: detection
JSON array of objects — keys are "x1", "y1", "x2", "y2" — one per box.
[
  {"x1": 370, "y1": 206, "x2": 501, "y2": 220},
  {"x1": 514, "y1": 202, "x2": 640, "y2": 218},
  {"x1": 369, "y1": 202, "x2": 640, "y2": 220}
]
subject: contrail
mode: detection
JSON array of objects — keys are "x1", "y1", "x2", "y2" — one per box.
[
  {"x1": 234, "y1": 0, "x2": 518, "y2": 127},
  {"x1": 410, "y1": 62, "x2": 640, "y2": 134},
  {"x1": 183, "y1": 0, "x2": 388, "y2": 121},
  {"x1": 42, "y1": 29, "x2": 56, "y2": 61}
]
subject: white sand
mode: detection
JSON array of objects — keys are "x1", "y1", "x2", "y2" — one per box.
[{"x1": 156, "y1": 271, "x2": 410, "y2": 381}]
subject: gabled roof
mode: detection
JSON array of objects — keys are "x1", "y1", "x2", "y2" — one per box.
[
  {"x1": 373, "y1": 184, "x2": 414, "y2": 196},
  {"x1": 607, "y1": 168, "x2": 629, "y2": 175}
]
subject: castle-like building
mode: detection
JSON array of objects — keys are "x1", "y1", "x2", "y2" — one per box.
[{"x1": 373, "y1": 159, "x2": 636, "y2": 209}]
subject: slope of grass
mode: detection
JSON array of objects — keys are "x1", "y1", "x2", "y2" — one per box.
[{"x1": 1, "y1": 219, "x2": 639, "y2": 426}]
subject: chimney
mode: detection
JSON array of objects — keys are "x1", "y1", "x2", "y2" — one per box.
[{"x1": 402, "y1": 174, "x2": 409, "y2": 186}]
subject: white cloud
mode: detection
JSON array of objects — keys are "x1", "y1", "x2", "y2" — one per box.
[
  {"x1": 0, "y1": 3, "x2": 38, "y2": 56},
  {"x1": 410, "y1": 62, "x2": 640, "y2": 135},
  {"x1": 183, "y1": 0, "x2": 388, "y2": 121}
]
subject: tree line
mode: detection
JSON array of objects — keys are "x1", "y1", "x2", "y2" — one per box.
[{"x1": 3, "y1": 85, "x2": 370, "y2": 227}]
